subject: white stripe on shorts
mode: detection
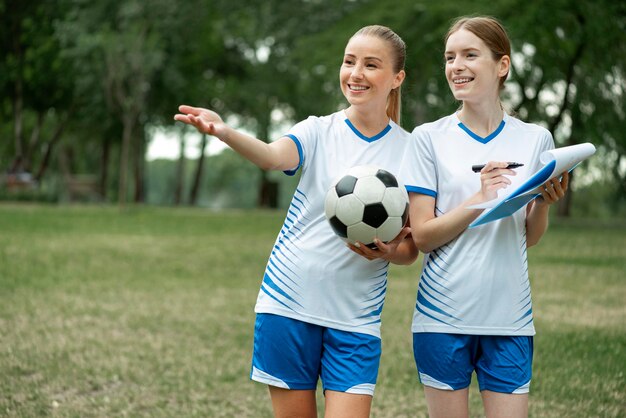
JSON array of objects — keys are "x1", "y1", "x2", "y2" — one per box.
[
  {"x1": 251, "y1": 366, "x2": 290, "y2": 389},
  {"x1": 345, "y1": 383, "x2": 375, "y2": 396},
  {"x1": 419, "y1": 372, "x2": 455, "y2": 391}
]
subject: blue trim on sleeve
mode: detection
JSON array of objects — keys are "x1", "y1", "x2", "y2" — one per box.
[
  {"x1": 457, "y1": 120, "x2": 505, "y2": 144},
  {"x1": 283, "y1": 134, "x2": 303, "y2": 176},
  {"x1": 406, "y1": 185, "x2": 437, "y2": 198},
  {"x1": 344, "y1": 119, "x2": 392, "y2": 143}
]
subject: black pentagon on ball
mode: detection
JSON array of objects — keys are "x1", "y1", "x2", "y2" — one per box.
[
  {"x1": 335, "y1": 175, "x2": 358, "y2": 197},
  {"x1": 328, "y1": 216, "x2": 348, "y2": 238},
  {"x1": 362, "y1": 203, "x2": 388, "y2": 228},
  {"x1": 375, "y1": 169, "x2": 398, "y2": 188}
]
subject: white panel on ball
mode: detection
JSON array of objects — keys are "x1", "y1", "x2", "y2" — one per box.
[
  {"x1": 347, "y1": 165, "x2": 379, "y2": 178},
  {"x1": 376, "y1": 217, "x2": 403, "y2": 242},
  {"x1": 381, "y1": 187, "x2": 409, "y2": 216},
  {"x1": 335, "y1": 194, "x2": 365, "y2": 226},
  {"x1": 353, "y1": 176, "x2": 387, "y2": 205},
  {"x1": 324, "y1": 188, "x2": 339, "y2": 220},
  {"x1": 347, "y1": 222, "x2": 377, "y2": 245}
]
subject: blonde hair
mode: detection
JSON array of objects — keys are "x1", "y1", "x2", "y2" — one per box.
[
  {"x1": 351, "y1": 25, "x2": 406, "y2": 124},
  {"x1": 446, "y1": 16, "x2": 511, "y2": 89}
]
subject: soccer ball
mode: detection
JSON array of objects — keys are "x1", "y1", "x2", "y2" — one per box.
[{"x1": 324, "y1": 165, "x2": 409, "y2": 248}]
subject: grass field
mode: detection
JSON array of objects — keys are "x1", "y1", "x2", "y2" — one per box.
[{"x1": 0, "y1": 204, "x2": 624, "y2": 417}]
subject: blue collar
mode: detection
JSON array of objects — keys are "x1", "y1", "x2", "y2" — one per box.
[
  {"x1": 344, "y1": 119, "x2": 392, "y2": 143},
  {"x1": 457, "y1": 119, "x2": 506, "y2": 144}
]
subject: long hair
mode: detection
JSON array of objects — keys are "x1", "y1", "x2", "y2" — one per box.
[
  {"x1": 446, "y1": 16, "x2": 511, "y2": 90},
  {"x1": 351, "y1": 25, "x2": 406, "y2": 124}
]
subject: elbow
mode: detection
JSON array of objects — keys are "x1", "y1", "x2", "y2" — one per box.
[
  {"x1": 526, "y1": 235, "x2": 541, "y2": 248},
  {"x1": 413, "y1": 236, "x2": 435, "y2": 254}
]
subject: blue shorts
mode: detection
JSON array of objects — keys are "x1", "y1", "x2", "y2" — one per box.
[
  {"x1": 251, "y1": 313, "x2": 381, "y2": 395},
  {"x1": 413, "y1": 333, "x2": 533, "y2": 394}
]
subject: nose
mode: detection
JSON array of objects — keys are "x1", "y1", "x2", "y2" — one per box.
[
  {"x1": 449, "y1": 57, "x2": 464, "y2": 72},
  {"x1": 350, "y1": 63, "x2": 365, "y2": 79}
]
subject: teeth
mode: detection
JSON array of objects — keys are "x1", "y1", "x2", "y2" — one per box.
[
  {"x1": 350, "y1": 85, "x2": 368, "y2": 91},
  {"x1": 454, "y1": 78, "x2": 472, "y2": 84}
]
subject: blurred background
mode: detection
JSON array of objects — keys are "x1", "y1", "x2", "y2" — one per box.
[
  {"x1": 1, "y1": 0, "x2": 624, "y2": 217},
  {"x1": 1, "y1": 2, "x2": 625, "y2": 417}
]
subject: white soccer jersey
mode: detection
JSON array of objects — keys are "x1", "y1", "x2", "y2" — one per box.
[
  {"x1": 400, "y1": 112, "x2": 554, "y2": 336},
  {"x1": 254, "y1": 110, "x2": 410, "y2": 338}
]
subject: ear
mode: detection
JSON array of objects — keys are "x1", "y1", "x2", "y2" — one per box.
[
  {"x1": 392, "y1": 69, "x2": 406, "y2": 90},
  {"x1": 498, "y1": 55, "x2": 510, "y2": 79}
]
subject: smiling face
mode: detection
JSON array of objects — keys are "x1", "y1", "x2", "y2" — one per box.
[
  {"x1": 340, "y1": 35, "x2": 405, "y2": 112},
  {"x1": 444, "y1": 28, "x2": 510, "y2": 105}
]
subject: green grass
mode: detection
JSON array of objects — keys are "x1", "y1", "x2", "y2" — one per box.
[{"x1": 0, "y1": 204, "x2": 624, "y2": 417}]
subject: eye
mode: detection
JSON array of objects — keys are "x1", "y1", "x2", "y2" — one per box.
[
  {"x1": 343, "y1": 58, "x2": 354, "y2": 65},
  {"x1": 467, "y1": 52, "x2": 477, "y2": 58},
  {"x1": 366, "y1": 63, "x2": 378, "y2": 68},
  {"x1": 445, "y1": 56, "x2": 454, "y2": 63}
]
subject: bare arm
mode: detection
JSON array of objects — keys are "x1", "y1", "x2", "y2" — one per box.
[
  {"x1": 409, "y1": 162, "x2": 518, "y2": 253},
  {"x1": 526, "y1": 171, "x2": 569, "y2": 247},
  {"x1": 174, "y1": 105, "x2": 299, "y2": 171}
]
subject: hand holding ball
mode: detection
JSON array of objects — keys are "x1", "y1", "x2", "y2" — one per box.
[{"x1": 324, "y1": 166, "x2": 409, "y2": 248}]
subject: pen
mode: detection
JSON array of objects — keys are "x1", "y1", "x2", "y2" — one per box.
[{"x1": 472, "y1": 162, "x2": 524, "y2": 173}]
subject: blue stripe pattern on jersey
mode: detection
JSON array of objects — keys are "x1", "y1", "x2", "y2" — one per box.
[
  {"x1": 514, "y1": 229, "x2": 533, "y2": 330},
  {"x1": 416, "y1": 247, "x2": 462, "y2": 327},
  {"x1": 261, "y1": 188, "x2": 315, "y2": 310}
]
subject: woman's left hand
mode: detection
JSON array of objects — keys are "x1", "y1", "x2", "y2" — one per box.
[
  {"x1": 537, "y1": 171, "x2": 569, "y2": 205},
  {"x1": 348, "y1": 227, "x2": 411, "y2": 261}
]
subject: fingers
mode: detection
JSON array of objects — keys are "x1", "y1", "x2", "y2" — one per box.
[
  {"x1": 480, "y1": 161, "x2": 516, "y2": 176},
  {"x1": 540, "y1": 173, "x2": 569, "y2": 204},
  {"x1": 560, "y1": 171, "x2": 570, "y2": 191},
  {"x1": 174, "y1": 112, "x2": 213, "y2": 134},
  {"x1": 177, "y1": 104, "x2": 202, "y2": 115},
  {"x1": 393, "y1": 227, "x2": 411, "y2": 242},
  {"x1": 347, "y1": 240, "x2": 385, "y2": 261}
]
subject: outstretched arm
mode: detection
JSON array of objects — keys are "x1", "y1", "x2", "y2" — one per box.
[{"x1": 174, "y1": 105, "x2": 299, "y2": 172}]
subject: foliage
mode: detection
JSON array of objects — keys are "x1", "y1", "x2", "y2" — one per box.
[{"x1": 0, "y1": 0, "x2": 624, "y2": 214}]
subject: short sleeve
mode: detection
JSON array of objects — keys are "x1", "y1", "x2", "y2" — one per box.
[
  {"x1": 282, "y1": 116, "x2": 319, "y2": 176},
  {"x1": 399, "y1": 126, "x2": 438, "y2": 197}
]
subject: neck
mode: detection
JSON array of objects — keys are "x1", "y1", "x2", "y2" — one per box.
[
  {"x1": 458, "y1": 99, "x2": 504, "y2": 137},
  {"x1": 345, "y1": 106, "x2": 390, "y2": 135}
]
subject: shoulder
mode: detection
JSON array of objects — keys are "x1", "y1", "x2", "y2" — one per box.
[
  {"x1": 389, "y1": 120, "x2": 411, "y2": 140},
  {"x1": 410, "y1": 114, "x2": 456, "y2": 142},
  {"x1": 505, "y1": 114, "x2": 551, "y2": 136},
  {"x1": 412, "y1": 114, "x2": 457, "y2": 134},
  {"x1": 504, "y1": 114, "x2": 554, "y2": 147}
]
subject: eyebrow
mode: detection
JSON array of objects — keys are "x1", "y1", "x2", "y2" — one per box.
[
  {"x1": 444, "y1": 47, "x2": 481, "y2": 55},
  {"x1": 344, "y1": 53, "x2": 384, "y2": 62}
]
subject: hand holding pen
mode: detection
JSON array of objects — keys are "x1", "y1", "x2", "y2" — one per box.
[
  {"x1": 474, "y1": 161, "x2": 523, "y2": 202},
  {"x1": 472, "y1": 162, "x2": 523, "y2": 173}
]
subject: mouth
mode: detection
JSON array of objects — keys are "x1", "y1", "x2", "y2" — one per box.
[
  {"x1": 348, "y1": 84, "x2": 369, "y2": 92},
  {"x1": 452, "y1": 77, "x2": 474, "y2": 85}
]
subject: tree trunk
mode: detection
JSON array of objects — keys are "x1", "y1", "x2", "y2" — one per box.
[
  {"x1": 22, "y1": 111, "x2": 44, "y2": 172},
  {"x1": 99, "y1": 137, "x2": 110, "y2": 200},
  {"x1": 34, "y1": 113, "x2": 69, "y2": 182},
  {"x1": 118, "y1": 115, "x2": 134, "y2": 206},
  {"x1": 174, "y1": 129, "x2": 186, "y2": 205},
  {"x1": 189, "y1": 134, "x2": 207, "y2": 205},
  {"x1": 256, "y1": 103, "x2": 278, "y2": 209},
  {"x1": 133, "y1": 130, "x2": 145, "y2": 203},
  {"x1": 11, "y1": 77, "x2": 24, "y2": 173}
]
